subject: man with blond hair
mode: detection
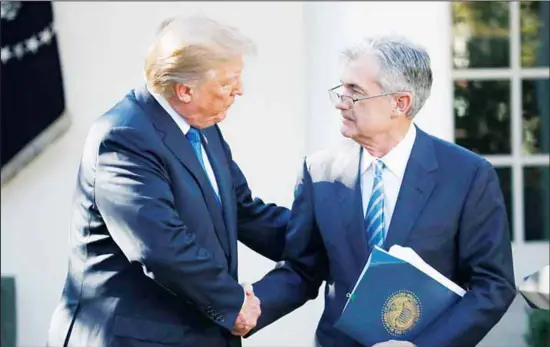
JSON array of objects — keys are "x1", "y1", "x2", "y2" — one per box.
[{"x1": 47, "y1": 15, "x2": 290, "y2": 347}]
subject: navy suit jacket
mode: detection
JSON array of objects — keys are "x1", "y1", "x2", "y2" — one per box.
[
  {"x1": 47, "y1": 86, "x2": 290, "y2": 347},
  {"x1": 250, "y1": 126, "x2": 516, "y2": 347}
]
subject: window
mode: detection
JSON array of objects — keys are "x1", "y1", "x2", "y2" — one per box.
[{"x1": 452, "y1": 1, "x2": 549, "y2": 243}]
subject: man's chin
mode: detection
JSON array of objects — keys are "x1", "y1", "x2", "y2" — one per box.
[
  {"x1": 340, "y1": 124, "x2": 355, "y2": 139},
  {"x1": 200, "y1": 115, "x2": 227, "y2": 128},
  {"x1": 214, "y1": 114, "x2": 227, "y2": 124}
]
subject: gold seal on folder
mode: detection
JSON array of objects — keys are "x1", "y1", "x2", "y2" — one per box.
[{"x1": 382, "y1": 290, "x2": 422, "y2": 336}]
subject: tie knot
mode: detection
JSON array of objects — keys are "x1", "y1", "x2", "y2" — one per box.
[
  {"x1": 373, "y1": 159, "x2": 384, "y2": 177},
  {"x1": 186, "y1": 127, "x2": 201, "y2": 144}
]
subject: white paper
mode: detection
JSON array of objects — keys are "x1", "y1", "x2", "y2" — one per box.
[
  {"x1": 388, "y1": 245, "x2": 466, "y2": 297},
  {"x1": 519, "y1": 265, "x2": 549, "y2": 310}
]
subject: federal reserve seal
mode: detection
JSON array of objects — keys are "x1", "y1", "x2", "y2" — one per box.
[{"x1": 382, "y1": 290, "x2": 422, "y2": 336}]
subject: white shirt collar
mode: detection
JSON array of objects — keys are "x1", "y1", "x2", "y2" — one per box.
[
  {"x1": 146, "y1": 84, "x2": 191, "y2": 136},
  {"x1": 361, "y1": 123, "x2": 417, "y2": 179}
]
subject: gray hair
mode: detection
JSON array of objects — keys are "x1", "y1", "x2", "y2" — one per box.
[
  {"x1": 342, "y1": 35, "x2": 433, "y2": 118},
  {"x1": 145, "y1": 15, "x2": 256, "y2": 98}
]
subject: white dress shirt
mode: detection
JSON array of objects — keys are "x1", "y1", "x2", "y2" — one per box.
[
  {"x1": 147, "y1": 86, "x2": 220, "y2": 199},
  {"x1": 360, "y1": 124, "x2": 417, "y2": 240}
]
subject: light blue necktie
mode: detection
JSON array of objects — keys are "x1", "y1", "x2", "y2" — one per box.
[
  {"x1": 364, "y1": 159, "x2": 385, "y2": 253},
  {"x1": 186, "y1": 127, "x2": 221, "y2": 205}
]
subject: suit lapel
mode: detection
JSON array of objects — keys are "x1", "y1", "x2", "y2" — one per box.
[
  {"x1": 332, "y1": 127, "x2": 439, "y2": 272},
  {"x1": 333, "y1": 141, "x2": 369, "y2": 272},
  {"x1": 133, "y1": 86, "x2": 231, "y2": 258},
  {"x1": 385, "y1": 127, "x2": 438, "y2": 248},
  {"x1": 201, "y1": 127, "x2": 238, "y2": 268}
]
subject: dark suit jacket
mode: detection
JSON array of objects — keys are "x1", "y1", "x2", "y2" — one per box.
[
  {"x1": 46, "y1": 86, "x2": 290, "y2": 347},
  {"x1": 250, "y1": 126, "x2": 516, "y2": 347}
]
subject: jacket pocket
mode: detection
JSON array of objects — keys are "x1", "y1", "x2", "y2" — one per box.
[{"x1": 112, "y1": 315, "x2": 190, "y2": 345}]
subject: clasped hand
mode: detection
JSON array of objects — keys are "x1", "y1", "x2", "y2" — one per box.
[
  {"x1": 231, "y1": 283, "x2": 260, "y2": 336},
  {"x1": 229, "y1": 288, "x2": 417, "y2": 344}
]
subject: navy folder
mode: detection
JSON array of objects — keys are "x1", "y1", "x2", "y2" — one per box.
[{"x1": 334, "y1": 245, "x2": 466, "y2": 346}]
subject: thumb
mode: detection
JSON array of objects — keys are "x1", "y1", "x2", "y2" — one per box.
[{"x1": 242, "y1": 283, "x2": 254, "y2": 296}]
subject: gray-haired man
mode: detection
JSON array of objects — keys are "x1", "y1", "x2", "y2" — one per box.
[{"x1": 243, "y1": 35, "x2": 516, "y2": 347}]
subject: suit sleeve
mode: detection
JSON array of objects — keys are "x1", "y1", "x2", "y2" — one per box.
[
  {"x1": 413, "y1": 160, "x2": 517, "y2": 347},
  {"x1": 245, "y1": 158, "x2": 329, "y2": 336},
  {"x1": 217, "y1": 127, "x2": 291, "y2": 262},
  {"x1": 94, "y1": 126, "x2": 244, "y2": 332}
]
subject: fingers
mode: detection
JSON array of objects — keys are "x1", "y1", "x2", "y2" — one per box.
[
  {"x1": 232, "y1": 314, "x2": 252, "y2": 336},
  {"x1": 231, "y1": 313, "x2": 255, "y2": 336},
  {"x1": 244, "y1": 294, "x2": 261, "y2": 323},
  {"x1": 232, "y1": 287, "x2": 261, "y2": 337}
]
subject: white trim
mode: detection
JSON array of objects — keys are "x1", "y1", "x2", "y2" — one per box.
[
  {"x1": 513, "y1": 240, "x2": 550, "y2": 246},
  {"x1": 485, "y1": 155, "x2": 550, "y2": 167},
  {"x1": 1, "y1": 112, "x2": 71, "y2": 186},
  {"x1": 452, "y1": 69, "x2": 511, "y2": 80},
  {"x1": 510, "y1": 0, "x2": 525, "y2": 245},
  {"x1": 521, "y1": 157, "x2": 550, "y2": 166},
  {"x1": 452, "y1": 68, "x2": 549, "y2": 80},
  {"x1": 520, "y1": 69, "x2": 550, "y2": 79}
]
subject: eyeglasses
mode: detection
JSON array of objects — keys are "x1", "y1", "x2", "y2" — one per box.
[{"x1": 328, "y1": 84, "x2": 402, "y2": 107}]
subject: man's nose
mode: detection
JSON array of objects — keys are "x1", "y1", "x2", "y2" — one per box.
[
  {"x1": 336, "y1": 101, "x2": 351, "y2": 111},
  {"x1": 232, "y1": 80, "x2": 244, "y2": 96}
]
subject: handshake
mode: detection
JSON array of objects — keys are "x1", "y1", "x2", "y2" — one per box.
[{"x1": 231, "y1": 283, "x2": 261, "y2": 337}]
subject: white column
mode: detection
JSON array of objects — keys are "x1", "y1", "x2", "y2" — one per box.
[
  {"x1": 304, "y1": 1, "x2": 454, "y2": 155},
  {"x1": 304, "y1": 1, "x2": 369, "y2": 154}
]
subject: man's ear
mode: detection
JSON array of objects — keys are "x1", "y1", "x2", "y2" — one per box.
[
  {"x1": 175, "y1": 83, "x2": 192, "y2": 103},
  {"x1": 395, "y1": 93, "x2": 412, "y2": 116}
]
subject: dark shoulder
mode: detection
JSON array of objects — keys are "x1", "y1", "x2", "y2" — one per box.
[
  {"x1": 83, "y1": 89, "x2": 158, "y2": 153},
  {"x1": 419, "y1": 128, "x2": 494, "y2": 174}
]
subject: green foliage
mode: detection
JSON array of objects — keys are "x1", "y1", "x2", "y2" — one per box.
[
  {"x1": 1, "y1": 277, "x2": 16, "y2": 347},
  {"x1": 525, "y1": 310, "x2": 550, "y2": 347}
]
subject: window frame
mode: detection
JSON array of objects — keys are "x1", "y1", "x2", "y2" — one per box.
[{"x1": 451, "y1": 1, "x2": 550, "y2": 245}]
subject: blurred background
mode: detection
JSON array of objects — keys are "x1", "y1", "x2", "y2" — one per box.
[{"x1": 1, "y1": 1, "x2": 548, "y2": 346}]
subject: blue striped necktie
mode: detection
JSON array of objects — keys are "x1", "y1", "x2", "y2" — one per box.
[
  {"x1": 186, "y1": 127, "x2": 221, "y2": 205},
  {"x1": 364, "y1": 159, "x2": 385, "y2": 253}
]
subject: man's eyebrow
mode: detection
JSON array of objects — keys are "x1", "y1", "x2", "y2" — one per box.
[{"x1": 342, "y1": 81, "x2": 367, "y2": 94}]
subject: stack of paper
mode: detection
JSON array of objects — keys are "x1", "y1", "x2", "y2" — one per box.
[
  {"x1": 519, "y1": 265, "x2": 549, "y2": 310},
  {"x1": 379, "y1": 245, "x2": 465, "y2": 296}
]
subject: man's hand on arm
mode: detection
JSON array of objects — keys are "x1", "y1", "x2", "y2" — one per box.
[{"x1": 232, "y1": 283, "x2": 260, "y2": 336}]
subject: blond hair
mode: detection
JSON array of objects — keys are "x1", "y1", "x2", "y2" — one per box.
[{"x1": 145, "y1": 15, "x2": 256, "y2": 99}]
